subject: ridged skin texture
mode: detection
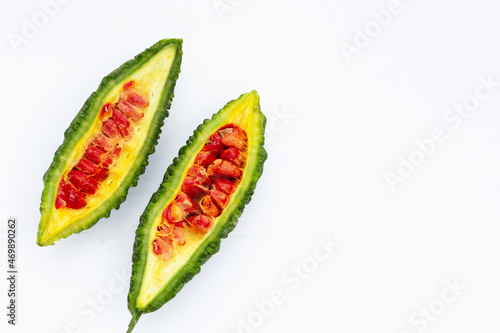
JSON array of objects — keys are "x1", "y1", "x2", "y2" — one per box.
[
  {"x1": 37, "y1": 39, "x2": 183, "y2": 246},
  {"x1": 127, "y1": 91, "x2": 267, "y2": 332}
]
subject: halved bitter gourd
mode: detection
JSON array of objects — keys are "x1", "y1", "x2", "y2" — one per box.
[
  {"x1": 37, "y1": 39, "x2": 183, "y2": 246},
  {"x1": 127, "y1": 91, "x2": 267, "y2": 332}
]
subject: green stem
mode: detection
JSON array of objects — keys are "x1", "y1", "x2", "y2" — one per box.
[{"x1": 126, "y1": 312, "x2": 142, "y2": 333}]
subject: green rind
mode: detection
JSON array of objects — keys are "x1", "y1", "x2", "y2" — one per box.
[
  {"x1": 127, "y1": 91, "x2": 267, "y2": 320},
  {"x1": 37, "y1": 39, "x2": 183, "y2": 246}
]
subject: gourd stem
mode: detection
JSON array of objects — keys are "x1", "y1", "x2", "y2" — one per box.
[{"x1": 126, "y1": 312, "x2": 142, "y2": 333}]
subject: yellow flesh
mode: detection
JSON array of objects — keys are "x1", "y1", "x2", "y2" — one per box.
[
  {"x1": 39, "y1": 46, "x2": 177, "y2": 245},
  {"x1": 137, "y1": 92, "x2": 260, "y2": 308}
]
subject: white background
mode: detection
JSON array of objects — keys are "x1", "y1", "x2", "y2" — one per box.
[{"x1": 1, "y1": 0, "x2": 500, "y2": 332}]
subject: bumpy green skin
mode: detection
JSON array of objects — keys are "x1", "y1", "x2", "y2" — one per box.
[
  {"x1": 127, "y1": 91, "x2": 267, "y2": 331},
  {"x1": 37, "y1": 39, "x2": 183, "y2": 246}
]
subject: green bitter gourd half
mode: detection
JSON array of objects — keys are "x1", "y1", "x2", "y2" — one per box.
[
  {"x1": 37, "y1": 39, "x2": 183, "y2": 246},
  {"x1": 127, "y1": 90, "x2": 267, "y2": 332}
]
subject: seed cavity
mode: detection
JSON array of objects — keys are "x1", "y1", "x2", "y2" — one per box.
[
  {"x1": 55, "y1": 81, "x2": 149, "y2": 210},
  {"x1": 152, "y1": 124, "x2": 248, "y2": 261}
]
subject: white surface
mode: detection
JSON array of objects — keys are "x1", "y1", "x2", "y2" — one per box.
[{"x1": 1, "y1": 0, "x2": 500, "y2": 332}]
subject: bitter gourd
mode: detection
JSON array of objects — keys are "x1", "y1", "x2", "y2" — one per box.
[
  {"x1": 127, "y1": 91, "x2": 267, "y2": 332},
  {"x1": 37, "y1": 39, "x2": 183, "y2": 246}
]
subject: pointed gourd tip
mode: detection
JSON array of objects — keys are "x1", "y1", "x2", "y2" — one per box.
[
  {"x1": 244, "y1": 90, "x2": 260, "y2": 109},
  {"x1": 244, "y1": 90, "x2": 258, "y2": 99},
  {"x1": 237, "y1": 90, "x2": 259, "y2": 105},
  {"x1": 156, "y1": 38, "x2": 183, "y2": 51},
  {"x1": 37, "y1": 230, "x2": 55, "y2": 247},
  {"x1": 36, "y1": 234, "x2": 48, "y2": 247},
  {"x1": 170, "y1": 38, "x2": 183, "y2": 47},
  {"x1": 251, "y1": 89, "x2": 260, "y2": 99}
]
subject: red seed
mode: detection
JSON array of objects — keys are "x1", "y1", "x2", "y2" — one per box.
[
  {"x1": 101, "y1": 153, "x2": 114, "y2": 168},
  {"x1": 156, "y1": 222, "x2": 172, "y2": 238},
  {"x1": 181, "y1": 177, "x2": 205, "y2": 198},
  {"x1": 194, "y1": 151, "x2": 217, "y2": 167},
  {"x1": 112, "y1": 108, "x2": 132, "y2": 138},
  {"x1": 187, "y1": 165, "x2": 211, "y2": 186},
  {"x1": 55, "y1": 195, "x2": 66, "y2": 209},
  {"x1": 92, "y1": 168, "x2": 107, "y2": 182},
  {"x1": 84, "y1": 144, "x2": 106, "y2": 165},
  {"x1": 85, "y1": 144, "x2": 116, "y2": 169},
  {"x1": 172, "y1": 222, "x2": 186, "y2": 246},
  {"x1": 122, "y1": 89, "x2": 149, "y2": 109},
  {"x1": 102, "y1": 118, "x2": 121, "y2": 139},
  {"x1": 56, "y1": 180, "x2": 87, "y2": 209},
  {"x1": 175, "y1": 221, "x2": 186, "y2": 229},
  {"x1": 220, "y1": 148, "x2": 244, "y2": 166},
  {"x1": 218, "y1": 125, "x2": 234, "y2": 137},
  {"x1": 208, "y1": 159, "x2": 242, "y2": 179},
  {"x1": 63, "y1": 190, "x2": 87, "y2": 209},
  {"x1": 210, "y1": 189, "x2": 229, "y2": 210},
  {"x1": 221, "y1": 126, "x2": 247, "y2": 151},
  {"x1": 55, "y1": 180, "x2": 67, "y2": 209},
  {"x1": 68, "y1": 169, "x2": 99, "y2": 194},
  {"x1": 203, "y1": 132, "x2": 224, "y2": 155},
  {"x1": 175, "y1": 192, "x2": 196, "y2": 213},
  {"x1": 111, "y1": 145, "x2": 121, "y2": 158},
  {"x1": 92, "y1": 133, "x2": 115, "y2": 152},
  {"x1": 123, "y1": 80, "x2": 135, "y2": 90},
  {"x1": 199, "y1": 195, "x2": 219, "y2": 217},
  {"x1": 161, "y1": 208, "x2": 169, "y2": 223},
  {"x1": 213, "y1": 177, "x2": 237, "y2": 195},
  {"x1": 163, "y1": 203, "x2": 184, "y2": 223},
  {"x1": 116, "y1": 99, "x2": 144, "y2": 122},
  {"x1": 152, "y1": 237, "x2": 174, "y2": 261},
  {"x1": 63, "y1": 184, "x2": 87, "y2": 209},
  {"x1": 100, "y1": 103, "x2": 112, "y2": 119},
  {"x1": 188, "y1": 215, "x2": 213, "y2": 233},
  {"x1": 75, "y1": 158, "x2": 106, "y2": 178}
]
